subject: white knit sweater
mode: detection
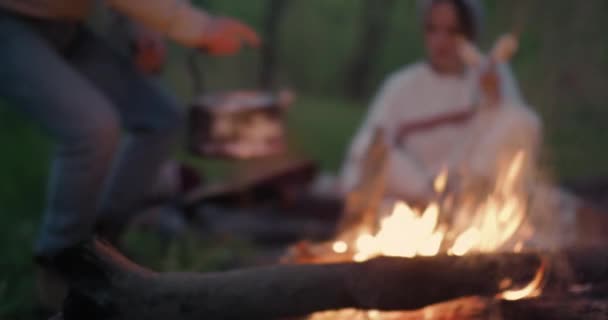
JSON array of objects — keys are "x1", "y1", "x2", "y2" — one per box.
[{"x1": 340, "y1": 62, "x2": 541, "y2": 201}]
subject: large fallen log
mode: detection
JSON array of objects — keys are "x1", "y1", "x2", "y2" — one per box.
[
  {"x1": 301, "y1": 246, "x2": 608, "y2": 320},
  {"x1": 55, "y1": 241, "x2": 541, "y2": 320},
  {"x1": 54, "y1": 242, "x2": 608, "y2": 320}
]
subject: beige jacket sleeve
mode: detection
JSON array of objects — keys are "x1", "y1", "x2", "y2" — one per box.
[{"x1": 106, "y1": 0, "x2": 210, "y2": 47}]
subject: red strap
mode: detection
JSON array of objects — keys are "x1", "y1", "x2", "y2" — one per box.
[{"x1": 395, "y1": 107, "x2": 476, "y2": 145}]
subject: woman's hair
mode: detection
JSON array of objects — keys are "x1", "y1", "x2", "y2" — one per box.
[{"x1": 418, "y1": 0, "x2": 484, "y2": 41}]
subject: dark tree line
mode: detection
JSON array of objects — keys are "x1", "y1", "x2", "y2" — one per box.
[
  {"x1": 259, "y1": 0, "x2": 292, "y2": 89},
  {"x1": 344, "y1": 0, "x2": 398, "y2": 99},
  {"x1": 258, "y1": 0, "x2": 396, "y2": 100}
]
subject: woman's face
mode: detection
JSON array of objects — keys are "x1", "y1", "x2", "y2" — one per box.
[{"x1": 424, "y1": 2, "x2": 466, "y2": 74}]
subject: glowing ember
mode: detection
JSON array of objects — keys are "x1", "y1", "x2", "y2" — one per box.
[
  {"x1": 332, "y1": 241, "x2": 348, "y2": 254},
  {"x1": 514, "y1": 241, "x2": 524, "y2": 253},
  {"x1": 500, "y1": 258, "x2": 546, "y2": 301},
  {"x1": 433, "y1": 167, "x2": 449, "y2": 194}
]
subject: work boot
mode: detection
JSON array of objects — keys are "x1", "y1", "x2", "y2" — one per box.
[
  {"x1": 35, "y1": 259, "x2": 68, "y2": 313},
  {"x1": 36, "y1": 240, "x2": 123, "y2": 320},
  {"x1": 49, "y1": 312, "x2": 64, "y2": 320}
]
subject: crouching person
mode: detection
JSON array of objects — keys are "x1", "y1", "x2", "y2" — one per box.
[{"x1": 0, "y1": 0, "x2": 260, "y2": 312}]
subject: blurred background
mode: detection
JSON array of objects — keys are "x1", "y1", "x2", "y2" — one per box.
[{"x1": 1, "y1": 0, "x2": 607, "y2": 318}]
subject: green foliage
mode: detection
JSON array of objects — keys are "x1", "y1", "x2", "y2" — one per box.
[
  {"x1": 123, "y1": 231, "x2": 258, "y2": 273},
  {"x1": 0, "y1": 107, "x2": 49, "y2": 319},
  {"x1": 286, "y1": 96, "x2": 366, "y2": 171},
  {"x1": 176, "y1": 2, "x2": 608, "y2": 182}
]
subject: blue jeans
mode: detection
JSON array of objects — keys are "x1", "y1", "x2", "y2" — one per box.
[{"x1": 0, "y1": 12, "x2": 184, "y2": 255}]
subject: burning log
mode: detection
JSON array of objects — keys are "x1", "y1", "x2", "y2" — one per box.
[
  {"x1": 57, "y1": 241, "x2": 542, "y2": 320},
  {"x1": 306, "y1": 246, "x2": 608, "y2": 320},
  {"x1": 318, "y1": 295, "x2": 608, "y2": 320},
  {"x1": 499, "y1": 296, "x2": 608, "y2": 320}
]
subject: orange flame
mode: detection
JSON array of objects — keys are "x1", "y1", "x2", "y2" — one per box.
[
  {"x1": 336, "y1": 150, "x2": 531, "y2": 261},
  {"x1": 499, "y1": 258, "x2": 547, "y2": 301},
  {"x1": 321, "y1": 150, "x2": 541, "y2": 319}
]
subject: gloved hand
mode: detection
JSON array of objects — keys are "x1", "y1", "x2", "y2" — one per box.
[
  {"x1": 132, "y1": 25, "x2": 167, "y2": 74},
  {"x1": 198, "y1": 16, "x2": 261, "y2": 56},
  {"x1": 107, "y1": 0, "x2": 260, "y2": 55}
]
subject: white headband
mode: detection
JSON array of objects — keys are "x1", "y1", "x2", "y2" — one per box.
[{"x1": 418, "y1": 0, "x2": 484, "y2": 41}]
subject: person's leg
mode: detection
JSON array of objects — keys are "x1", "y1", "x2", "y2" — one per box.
[
  {"x1": 0, "y1": 15, "x2": 121, "y2": 256},
  {"x1": 67, "y1": 28, "x2": 185, "y2": 241}
]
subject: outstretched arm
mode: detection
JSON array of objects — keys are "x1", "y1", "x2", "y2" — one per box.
[{"x1": 106, "y1": 0, "x2": 260, "y2": 55}]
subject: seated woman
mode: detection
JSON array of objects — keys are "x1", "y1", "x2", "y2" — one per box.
[{"x1": 340, "y1": 0, "x2": 541, "y2": 205}]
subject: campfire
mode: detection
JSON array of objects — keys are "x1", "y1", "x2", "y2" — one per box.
[
  {"x1": 57, "y1": 98, "x2": 608, "y2": 320},
  {"x1": 300, "y1": 148, "x2": 551, "y2": 319},
  {"x1": 54, "y1": 139, "x2": 608, "y2": 320},
  {"x1": 51, "y1": 124, "x2": 608, "y2": 320}
]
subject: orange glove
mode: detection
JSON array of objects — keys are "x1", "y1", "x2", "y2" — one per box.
[
  {"x1": 198, "y1": 17, "x2": 261, "y2": 56},
  {"x1": 108, "y1": 0, "x2": 260, "y2": 54},
  {"x1": 479, "y1": 64, "x2": 501, "y2": 104},
  {"x1": 132, "y1": 26, "x2": 167, "y2": 74}
]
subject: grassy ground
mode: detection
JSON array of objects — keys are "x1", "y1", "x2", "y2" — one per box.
[
  {"x1": 0, "y1": 94, "x2": 606, "y2": 318},
  {"x1": 0, "y1": 105, "x2": 50, "y2": 319},
  {"x1": 0, "y1": 97, "x2": 364, "y2": 318}
]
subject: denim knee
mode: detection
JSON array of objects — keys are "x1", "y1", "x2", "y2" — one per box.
[
  {"x1": 139, "y1": 98, "x2": 185, "y2": 139},
  {"x1": 57, "y1": 112, "x2": 121, "y2": 158},
  {"x1": 157, "y1": 102, "x2": 185, "y2": 134}
]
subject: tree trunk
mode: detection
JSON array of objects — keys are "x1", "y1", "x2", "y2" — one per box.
[
  {"x1": 345, "y1": 0, "x2": 397, "y2": 100},
  {"x1": 259, "y1": 0, "x2": 291, "y2": 89}
]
